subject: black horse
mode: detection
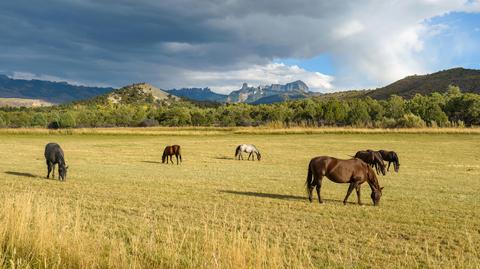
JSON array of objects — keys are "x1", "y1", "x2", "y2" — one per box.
[
  {"x1": 378, "y1": 150, "x2": 400, "y2": 172},
  {"x1": 354, "y1": 150, "x2": 386, "y2": 175},
  {"x1": 44, "y1": 143, "x2": 68, "y2": 181}
]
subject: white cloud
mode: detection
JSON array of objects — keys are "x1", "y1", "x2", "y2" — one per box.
[
  {"x1": 10, "y1": 72, "x2": 83, "y2": 85},
  {"x1": 178, "y1": 63, "x2": 334, "y2": 94}
]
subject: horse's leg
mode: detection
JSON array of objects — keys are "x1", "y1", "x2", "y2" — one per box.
[
  {"x1": 248, "y1": 152, "x2": 252, "y2": 160},
  {"x1": 343, "y1": 182, "x2": 355, "y2": 205},
  {"x1": 170, "y1": 155, "x2": 173, "y2": 165},
  {"x1": 316, "y1": 175, "x2": 324, "y2": 204},
  {"x1": 176, "y1": 154, "x2": 179, "y2": 165},
  {"x1": 387, "y1": 162, "x2": 391, "y2": 171},
  {"x1": 355, "y1": 184, "x2": 362, "y2": 205},
  {"x1": 46, "y1": 161, "x2": 51, "y2": 179},
  {"x1": 52, "y1": 164, "x2": 56, "y2": 178}
]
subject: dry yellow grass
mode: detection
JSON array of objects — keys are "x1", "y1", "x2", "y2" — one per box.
[
  {"x1": 0, "y1": 130, "x2": 479, "y2": 268},
  {"x1": 0, "y1": 126, "x2": 479, "y2": 136}
]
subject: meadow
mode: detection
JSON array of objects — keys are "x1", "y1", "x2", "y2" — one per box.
[{"x1": 0, "y1": 129, "x2": 479, "y2": 268}]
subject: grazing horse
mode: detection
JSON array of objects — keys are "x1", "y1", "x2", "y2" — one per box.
[
  {"x1": 235, "y1": 144, "x2": 261, "y2": 161},
  {"x1": 354, "y1": 150, "x2": 386, "y2": 175},
  {"x1": 306, "y1": 156, "x2": 383, "y2": 206},
  {"x1": 379, "y1": 150, "x2": 400, "y2": 172},
  {"x1": 44, "y1": 143, "x2": 68, "y2": 181},
  {"x1": 162, "y1": 145, "x2": 182, "y2": 164}
]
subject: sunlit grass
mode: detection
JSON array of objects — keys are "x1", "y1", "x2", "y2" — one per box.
[
  {"x1": 0, "y1": 131, "x2": 479, "y2": 268},
  {"x1": 0, "y1": 126, "x2": 479, "y2": 136}
]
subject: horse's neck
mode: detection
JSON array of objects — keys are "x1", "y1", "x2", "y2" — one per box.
[
  {"x1": 57, "y1": 155, "x2": 65, "y2": 166},
  {"x1": 367, "y1": 176, "x2": 380, "y2": 192}
]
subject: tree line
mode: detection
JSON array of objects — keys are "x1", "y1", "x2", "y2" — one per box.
[{"x1": 0, "y1": 86, "x2": 478, "y2": 128}]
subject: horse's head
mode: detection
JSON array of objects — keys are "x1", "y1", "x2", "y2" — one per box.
[
  {"x1": 256, "y1": 152, "x2": 261, "y2": 161},
  {"x1": 370, "y1": 187, "x2": 383, "y2": 206},
  {"x1": 393, "y1": 153, "x2": 400, "y2": 172},
  {"x1": 367, "y1": 167, "x2": 383, "y2": 205},
  {"x1": 161, "y1": 153, "x2": 166, "y2": 163},
  {"x1": 59, "y1": 164, "x2": 68, "y2": 180}
]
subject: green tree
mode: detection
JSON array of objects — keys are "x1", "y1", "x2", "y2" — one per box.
[
  {"x1": 59, "y1": 112, "x2": 76, "y2": 128},
  {"x1": 31, "y1": 113, "x2": 47, "y2": 127},
  {"x1": 385, "y1": 95, "x2": 406, "y2": 119}
]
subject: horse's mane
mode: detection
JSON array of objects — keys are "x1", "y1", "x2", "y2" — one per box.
[
  {"x1": 367, "y1": 166, "x2": 381, "y2": 191},
  {"x1": 393, "y1": 152, "x2": 399, "y2": 162}
]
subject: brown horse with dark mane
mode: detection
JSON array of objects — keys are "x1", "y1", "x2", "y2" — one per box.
[
  {"x1": 306, "y1": 156, "x2": 383, "y2": 206},
  {"x1": 162, "y1": 145, "x2": 182, "y2": 164},
  {"x1": 354, "y1": 150, "x2": 386, "y2": 175}
]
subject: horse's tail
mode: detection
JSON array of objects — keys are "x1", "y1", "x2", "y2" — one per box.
[
  {"x1": 235, "y1": 145, "x2": 240, "y2": 158},
  {"x1": 305, "y1": 160, "x2": 314, "y2": 195}
]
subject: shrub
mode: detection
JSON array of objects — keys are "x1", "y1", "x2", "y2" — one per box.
[
  {"x1": 59, "y1": 112, "x2": 76, "y2": 128},
  {"x1": 47, "y1": 121, "x2": 60, "y2": 129},
  {"x1": 31, "y1": 113, "x2": 47, "y2": 127},
  {"x1": 138, "y1": 118, "x2": 159, "y2": 127},
  {"x1": 396, "y1": 113, "x2": 426, "y2": 128}
]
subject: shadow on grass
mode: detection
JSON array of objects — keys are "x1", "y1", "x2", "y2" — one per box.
[
  {"x1": 213, "y1": 156, "x2": 235, "y2": 160},
  {"x1": 141, "y1": 161, "x2": 162, "y2": 164},
  {"x1": 219, "y1": 190, "x2": 361, "y2": 205},
  {"x1": 5, "y1": 171, "x2": 41, "y2": 178},
  {"x1": 219, "y1": 190, "x2": 306, "y2": 200}
]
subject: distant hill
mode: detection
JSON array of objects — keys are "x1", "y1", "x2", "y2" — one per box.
[
  {"x1": 0, "y1": 98, "x2": 54, "y2": 107},
  {"x1": 367, "y1": 68, "x2": 480, "y2": 99},
  {"x1": 78, "y1": 83, "x2": 180, "y2": 106},
  {"x1": 0, "y1": 74, "x2": 113, "y2": 104},
  {"x1": 227, "y1": 80, "x2": 310, "y2": 104},
  {"x1": 167, "y1": 87, "x2": 227, "y2": 102}
]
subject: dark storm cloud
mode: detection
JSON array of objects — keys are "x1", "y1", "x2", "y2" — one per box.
[{"x1": 0, "y1": 0, "x2": 478, "y2": 90}]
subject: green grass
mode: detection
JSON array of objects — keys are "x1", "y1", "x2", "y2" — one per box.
[{"x1": 0, "y1": 132, "x2": 479, "y2": 268}]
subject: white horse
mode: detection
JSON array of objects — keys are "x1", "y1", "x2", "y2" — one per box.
[{"x1": 235, "y1": 144, "x2": 261, "y2": 161}]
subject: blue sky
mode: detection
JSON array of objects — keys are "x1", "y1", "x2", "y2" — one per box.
[
  {"x1": 0, "y1": 1, "x2": 479, "y2": 93},
  {"x1": 277, "y1": 11, "x2": 480, "y2": 89}
]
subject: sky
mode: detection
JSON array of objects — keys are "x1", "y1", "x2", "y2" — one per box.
[{"x1": 0, "y1": 0, "x2": 479, "y2": 93}]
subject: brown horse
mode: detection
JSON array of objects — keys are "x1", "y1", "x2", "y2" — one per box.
[
  {"x1": 162, "y1": 145, "x2": 182, "y2": 164},
  {"x1": 354, "y1": 150, "x2": 386, "y2": 175},
  {"x1": 306, "y1": 156, "x2": 383, "y2": 206}
]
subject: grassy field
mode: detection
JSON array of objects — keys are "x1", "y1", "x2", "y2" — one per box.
[{"x1": 0, "y1": 130, "x2": 479, "y2": 268}]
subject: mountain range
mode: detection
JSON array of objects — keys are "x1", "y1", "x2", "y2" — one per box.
[
  {"x1": 0, "y1": 67, "x2": 479, "y2": 107},
  {"x1": 0, "y1": 74, "x2": 112, "y2": 104},
  {"x1": 166, "y1": 80, "x2": 310, "y2": 104},
  {"x1": 167, "y1": 87, "x2": 227, "y2": 102}
]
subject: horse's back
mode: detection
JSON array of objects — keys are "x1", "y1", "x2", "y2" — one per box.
[
  {"x1": 44, "y1": 143, "x2": 64, "y2": 163},
  {"x1": 310, "y1": 156, "x2": 365, "y2": 172},
  {"x1": 173, "y1": 145, "x2": 181, "y2": 154}
]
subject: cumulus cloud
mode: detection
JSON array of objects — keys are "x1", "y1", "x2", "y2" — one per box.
[
  {"x1": 179, "y1": 63, "x2": 334, "y2": 93},
  {"x1": 0, "y1": 0, "x2": 479, "y2": 92}
]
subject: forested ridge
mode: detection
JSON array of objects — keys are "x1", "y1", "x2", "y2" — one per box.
[{"x1": 0, "y1": 85, "x2": 478, "y2": 128}]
